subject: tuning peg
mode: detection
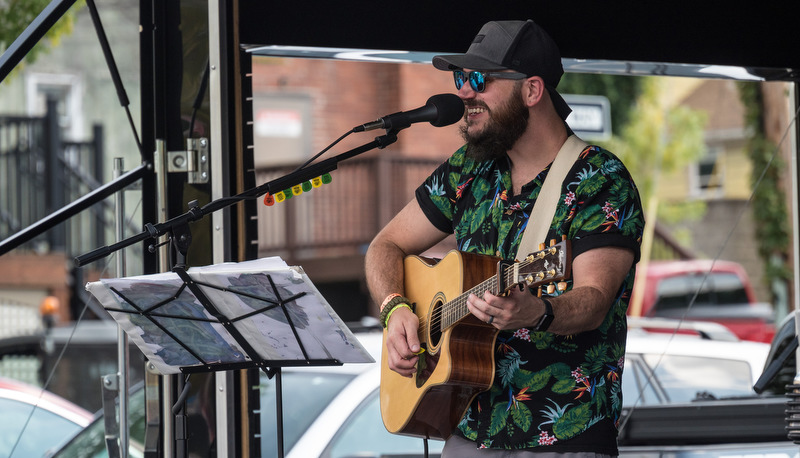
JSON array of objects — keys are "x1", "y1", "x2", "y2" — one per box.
[
  {"x1": 538, "y1": 242, "x2": 545, "y2": 251},
  {"x1": 547, "y1": 284, "x2": 555, "y2": 294},
  {"x1": 549, "y1": 238, "x2": 556, "y2": 246},
  {"x1": 557, "y1": 282, "x2": 567, "y2": 291}
]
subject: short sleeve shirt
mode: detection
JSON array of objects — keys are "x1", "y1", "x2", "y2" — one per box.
[{"x1": 415, "y1": 141, "x2": 645, "y2": 454}]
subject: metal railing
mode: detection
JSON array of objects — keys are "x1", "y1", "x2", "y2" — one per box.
[{"x1": 0, "y1": 99, "x2": 107, "y2": 256}]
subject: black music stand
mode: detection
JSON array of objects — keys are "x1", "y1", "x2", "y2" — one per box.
[{"x1": 86, "y1": 256, "x2": 373, "y2": 457}]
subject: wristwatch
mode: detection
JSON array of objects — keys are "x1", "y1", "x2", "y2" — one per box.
[{"x1": 534, "y1": 298, "x2": 554, "y2": 332}]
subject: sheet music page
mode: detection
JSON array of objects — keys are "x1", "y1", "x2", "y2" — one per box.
[{"x1": 86, "y1": 257, "x2": 374, "y2": 374}]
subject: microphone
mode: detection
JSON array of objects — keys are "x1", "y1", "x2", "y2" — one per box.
[{"x1": 353, "y1": 93, "x2": 464, "y2": 132}]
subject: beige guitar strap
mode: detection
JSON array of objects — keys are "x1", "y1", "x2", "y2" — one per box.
[{"x1": 516, "y1": 135, "x2": 588, "y2": 259}]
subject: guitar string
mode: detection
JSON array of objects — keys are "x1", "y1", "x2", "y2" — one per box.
[
  {"x1": 427, "y1": 257, "x2": 535, "y2": 333},
  {"x1": 421, "y1": 268, "x2": 506, "y2": 336},
  {"x1": 423, "y1": 253, "x2": 557, "y2": 334}
]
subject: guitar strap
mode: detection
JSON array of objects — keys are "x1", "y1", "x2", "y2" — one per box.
[{"x1": 516, "y1": 134, "x2": 588, "y2": 260}]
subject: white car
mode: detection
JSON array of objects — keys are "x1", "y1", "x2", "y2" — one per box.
[
  {"x1": 623, "y1": 323, "x2": 769, "y2": 407},
  {"x1": 52, "y1": 320, "x2": 772, "y2": 458}
]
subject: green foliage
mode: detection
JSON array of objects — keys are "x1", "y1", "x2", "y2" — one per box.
[
  {"x1": 0, "y1": 0, "x2": 79, "y2": 76},
  {"x1": 737, "y1": 82, "x2": 791, "y2": 285},
  {"x1": 601, "y1": 77, "x2": 708, "y2": 213}
]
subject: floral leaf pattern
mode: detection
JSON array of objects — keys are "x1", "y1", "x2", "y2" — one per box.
[{"x1": 415, "y1": 142, "x2": 645, "y2": 453}]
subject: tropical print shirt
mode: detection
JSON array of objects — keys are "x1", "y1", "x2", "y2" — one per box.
[{"x1": 415, "y1": 139, "x2": 644, "y2": 454}]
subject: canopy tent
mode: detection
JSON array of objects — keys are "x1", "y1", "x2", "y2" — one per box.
[{"x1": 238, "y1": 2, "x2": 800, "y2": 81}]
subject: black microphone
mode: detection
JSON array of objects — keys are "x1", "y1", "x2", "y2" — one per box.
[{"x1": 353, "y1": 93, "x2": 464, "y2": 132}]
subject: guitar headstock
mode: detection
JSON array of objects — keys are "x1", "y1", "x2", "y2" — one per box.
[{"x1": 513, "y1": 239, "x2": 571, "y2": 292}]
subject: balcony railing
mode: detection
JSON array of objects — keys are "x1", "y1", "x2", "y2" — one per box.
[
  {"x1": 1, "y1": 99, "x2": 107, "y2": 255},
  {"x1": 255, "y1": 155, "x2": 442, "y2": 265}
]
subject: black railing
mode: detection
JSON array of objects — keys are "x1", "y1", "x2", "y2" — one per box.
[
  {"x1": 0, "y1": 114, "x2": 46, "y2": 247},
  {"x1": 0, "y1": 98, "x2": 108, "y2": 255}
]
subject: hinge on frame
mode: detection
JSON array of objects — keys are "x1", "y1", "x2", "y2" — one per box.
[{"x1": 167, "y1": 137, "x2": 209, "y2": 184}]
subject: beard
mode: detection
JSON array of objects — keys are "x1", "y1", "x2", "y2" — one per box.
[{"x1": 461, "y1": 86, "x2": 529, "y2": 162}]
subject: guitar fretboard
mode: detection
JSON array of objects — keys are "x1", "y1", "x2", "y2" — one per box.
[{"x1": 422, "y1": 242, "x2": 566, "y2": 337}]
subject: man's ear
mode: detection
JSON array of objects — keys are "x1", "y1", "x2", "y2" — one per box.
[{"x1": 522, "y1": 76, "x2": 545, "y2": 107}]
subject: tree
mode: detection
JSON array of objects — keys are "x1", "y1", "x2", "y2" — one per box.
[
  {"x1": 738, "y1": 82, "x2": 791, "y2": 304},
  {"x1": 0, "y1": 0, "x2": 78, "y2": 77},
  {"x1": 601, "y1": 77, "x2": 708, "y2": 225}
]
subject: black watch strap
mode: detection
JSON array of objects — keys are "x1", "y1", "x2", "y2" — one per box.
[{"x1": 534, "y1": 298, "x2": 554, "y2": 332}]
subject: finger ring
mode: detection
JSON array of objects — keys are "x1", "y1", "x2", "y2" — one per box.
[{"x1": 487, "y1": 315, "x2": 494, "y2": 325}]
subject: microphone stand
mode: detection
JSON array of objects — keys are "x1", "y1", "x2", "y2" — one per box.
[{"x1": 75, "y1": 130, "x2": 398, "y2": 267}]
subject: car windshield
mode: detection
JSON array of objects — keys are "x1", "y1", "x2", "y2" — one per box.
[
  {"x1": 622, "y1": 352, "x2": 756, "y2": 406},
  {"x1": 259, "y1": 371, "x2": 354, "y2": 458},
  {"x1": 0, "y1": 397, "x2": 87, "y2": 457},
  {"x1": 654, "y1": 272, "x2": 750, "y2": 310},
  {"x1": 52, "y1": 381, "x2": 148, "y2": 458},
  {"x1": 323, "y1": 388, "x2": 445, "y2": 458}
]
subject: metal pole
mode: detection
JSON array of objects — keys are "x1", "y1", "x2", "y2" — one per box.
[
  {"x1": 114, "y1": 157, "x2": 130, "y2": 458},
  {"x1": 790, "y1": 83, "x2": 800, "y2": 384},
  {"x1": 45, "y1": 97, "x2": 65, "y2": 251},
  {"x1": 155, "y1": 140, "x2": 175, "y2": 458},
  {"x1": 209, "y1": 2, "x2": 233, "y2": 456}
]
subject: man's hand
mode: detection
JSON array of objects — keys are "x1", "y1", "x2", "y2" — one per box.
[
  {"x1": 385, "y1": 305, "x2": 421, "y2": 377},
  {"x1": 466, "y1": 286, "x2": 540, "y2": 330}
]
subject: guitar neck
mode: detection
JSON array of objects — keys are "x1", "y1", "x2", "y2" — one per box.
[
  {"x1": 435, "y1": 240, "x2": 569, "y2": 333},
  {"x1": 440, "y1": 269, "x2": 509, "y2": 330}
]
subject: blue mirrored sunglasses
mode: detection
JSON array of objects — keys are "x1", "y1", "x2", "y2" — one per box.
[{"x1": 453, "y1": 70, "x2": 527, "y2": 93}]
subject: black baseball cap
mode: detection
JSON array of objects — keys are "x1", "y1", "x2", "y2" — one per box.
[{"x1": 432, "y1": 20, "x2": 572, "y2": 120}]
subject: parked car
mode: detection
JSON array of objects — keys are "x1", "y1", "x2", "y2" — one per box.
[
  {"x1": 0, "y1": 376, "x2": 93, "y2": 457},
  {"x1": 632, "y1": 259, "x2": 776, "y2": 343},
  {"x1": 623, "y1": 325, "x2": 769, "y2": 406},
  {"x1": 51, "y1": 319, "x2": 784, "y2": 457},
  {"x1": 617, "y1": 313, "x2": 798, "y2": 454}
]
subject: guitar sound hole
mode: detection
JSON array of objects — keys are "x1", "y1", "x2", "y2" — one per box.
[
  {"x1": 416, "y1": 298, "x2": 444, "y2": 388},
  {"x1": 429, "y1": 299, "x2": 443, "y2": 348}
]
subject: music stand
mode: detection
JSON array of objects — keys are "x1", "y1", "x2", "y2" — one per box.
[{"x1": 86, "y1": 256, "x2": 373, "y2": 457}]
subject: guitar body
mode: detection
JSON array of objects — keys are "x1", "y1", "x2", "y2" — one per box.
[{"x1": 380, "y1": 250, "x2": 500, "y2": 440}]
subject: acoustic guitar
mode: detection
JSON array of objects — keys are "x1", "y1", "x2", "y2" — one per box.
[{"x1": 379, "y1": 239, "x2": 570, "y2": 439}]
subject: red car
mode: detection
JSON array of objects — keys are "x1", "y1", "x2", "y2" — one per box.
[{"x1": 630, "y1": 259, "x2": 776, "y2": 343}]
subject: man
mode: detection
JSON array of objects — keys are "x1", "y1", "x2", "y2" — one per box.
[{"x1": 365, "y1": 19, "x2": 644, "y2": 456}]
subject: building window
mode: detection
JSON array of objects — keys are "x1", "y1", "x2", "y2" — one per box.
[
  {"x1": 690, "y1": 146, "x2": 724, "y2": 197},
  {"x1": 25, "y1": 73, "x2": 84, "y2": 140}
]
